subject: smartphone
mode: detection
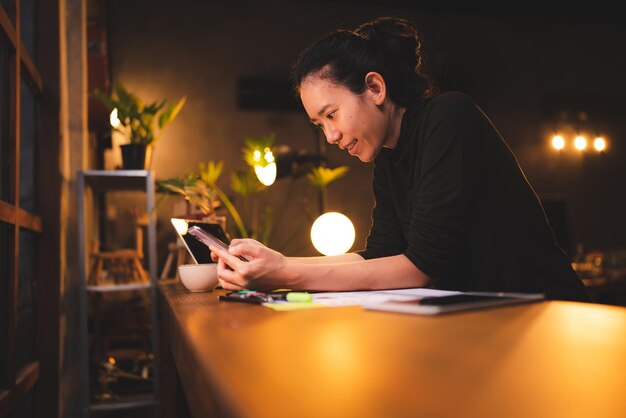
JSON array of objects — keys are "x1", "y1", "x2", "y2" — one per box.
[{"x1": 187, "y1": 226, "x2": 249, "y2": 262}]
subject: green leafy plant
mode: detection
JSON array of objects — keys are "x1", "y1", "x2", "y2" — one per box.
[
  {"x1": 157, "y1": 162, "x2": 248, "y2": 239},
  {"x1": 93, "y1": 83, "x2": 186, "y2": 146},
  {"x1": 156, "y1": 174, "x2": 219, "y2": 216},
  {"x1": 157, "y1": 134, "x2": 348, "y2": 249}
]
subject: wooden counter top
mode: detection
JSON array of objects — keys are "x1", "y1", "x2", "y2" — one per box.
[{"x1": 159, "y1": 282, "x2": 626, "y2": 418}]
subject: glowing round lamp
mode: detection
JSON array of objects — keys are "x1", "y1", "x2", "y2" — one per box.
[
  {"x1": 551, "y1": 135, "x2": 565, "y2": 150},
  {"x1": 110, "y1": 108, "x2": 121, "y2": 128},
  {"x1": 593, "y1": 137, "x2": 606, "y2": 152},
  {"x1": 254, "y1": 162, "x2": 277, "y2": 186},
  {"x1": 310, "y1": 212, "x2": 355, "y2": 256},
  {"x1": 574, "y1": 136, "x2": 587, "y2": 151}
]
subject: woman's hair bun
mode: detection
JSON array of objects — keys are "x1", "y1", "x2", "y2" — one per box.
[
  {"x1": 355, "y1": 17, "x2": 422, "y2": 73},
  {"x1": 291, "y1": 16, "x2": 434, "y2": 106}
]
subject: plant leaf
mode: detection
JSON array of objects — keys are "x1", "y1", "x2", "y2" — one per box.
[
  {"x1": 199, "y1": 161, "x2": 223, "y2": 186},
  {"x1": 158, "y1": 96, "x2": 186, "y2": 129},
  {"x1": 92, "y1": 89, "x2": 117, "y2": 111},
  {"x1": 306, "y1": 166, "x2": 349, "y2": 188},
  {"x1": 230, "y1": 168, "x2": 264, "y2": 197}
]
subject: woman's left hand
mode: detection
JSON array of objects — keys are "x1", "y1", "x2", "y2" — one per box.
[{"x1": 209, "y1": 239, "x2": 292, "y2": 291}]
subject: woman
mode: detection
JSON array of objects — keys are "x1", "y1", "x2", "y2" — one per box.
[{"x1": 211, "y1": 17, "x2": 590, "y2": 302}]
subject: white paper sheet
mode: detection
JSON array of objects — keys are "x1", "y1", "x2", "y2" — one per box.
[{"x1": 310, "y1": 288, "x2": 462, "y2": 307}]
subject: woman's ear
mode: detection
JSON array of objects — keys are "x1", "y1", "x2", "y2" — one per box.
[{"x1": 364, "y1": 72, "x2": 387, "y2": 106}]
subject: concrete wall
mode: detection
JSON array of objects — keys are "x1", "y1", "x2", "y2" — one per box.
[{"x1": 104, "y1": 0, "x2": 626, "y2": 261}]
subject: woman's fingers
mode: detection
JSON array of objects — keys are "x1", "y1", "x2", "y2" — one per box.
[
  {"x1": 228, "y1": 241, "x2": 264, "y2": 259},
  {"x1": 215, "y1": 248, "x2": 250, "y2": 288},
  {"x1": 210, "y1": 245, "x2": 247, "y2": 270},
  {"x1": 218, "y1": 278, "x2": 245, "y2": 291},
  {"x1": 230, "y1": 238, "x2": 261, "y2": 246}
]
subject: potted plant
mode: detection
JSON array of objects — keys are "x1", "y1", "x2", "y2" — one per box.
[
  {"x1": 94, "y1": 83, "x2": 186, "y2": 169},
  {"x1": 157, "y1": 161, "x2": 248, "y2": 239},
  {"x1": 157, "y1": 135, "x2": 349, "y2": 251}
]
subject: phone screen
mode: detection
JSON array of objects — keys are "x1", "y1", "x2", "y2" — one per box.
[
  {"x1": 175, "y1": 221, "x2": 230, "y2": 264},
  {"x1": 187, "y1": 226, "x2": 248, "y2": 262}
]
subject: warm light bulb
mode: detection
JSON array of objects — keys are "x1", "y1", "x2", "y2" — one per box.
[
  {"x1": 574, "y1": 136, "x2": 587, "y2": 151},
  {"x1": 551, "y1": 135, "x2": 565, "y2": 150},
  {"x1": 593, "y1": 137, "x2": 606, "y2": 152},
  {"x1": 310, "y1": 212, "x2": 355, "y2": 256},
  {"x1": 171, "y1": 218, "x2": 189, "y2": 235},
  {"x1": 110, "y1": 108, "x2": 121, "y2": 128},
  {"x1": 254, "y1": 162, "x2": 277, "y2": 186},
  {"x1": 253, "y1": 150, "x2": 261, "y2": 162}
]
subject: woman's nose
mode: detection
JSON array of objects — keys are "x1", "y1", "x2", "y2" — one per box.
[{"x1": 325, "y1": 126, "x2": 341, "y2": 144}]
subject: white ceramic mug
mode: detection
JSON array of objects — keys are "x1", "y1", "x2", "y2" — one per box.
[{"x1": 178, "y1": 263, "x2": 219, "y2": 292}]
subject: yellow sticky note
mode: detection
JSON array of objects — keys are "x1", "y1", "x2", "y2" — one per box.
[{"x1": 263, "y1": 302, "x2": 325, "y2": 311}]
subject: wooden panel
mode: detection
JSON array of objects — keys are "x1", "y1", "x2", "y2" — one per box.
[
  {"x1": 0, "y1": 362, "x2": 39, "y2": 416},
  {"x1": 0, "y1": 202, "x2": 41, "y2": 232},
  {"x1": 6, "y1": 0, "x2": 19, "y2": 390},
  {"x1": 0, "y1": 6, "x2": 17, "y2": 48},
  {"x1": 34, "y1": 0, "x2": 61, "y2": 415},
  {"x1": 0, "y1": 199, "x2": 16, "y2": 224},
  {"x1": 160, "y1": 283, "x2": 626, "y2": 418},
  {"x1": 19, "y1": 43, "x2": 42, "y2": 95},
  {"x1": 17, "y1": 207, "x2": 41, "y2": 232}
]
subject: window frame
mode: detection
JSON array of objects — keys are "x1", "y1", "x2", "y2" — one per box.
[{"x1": 0, "y1": 0, "x2": 57, "y2": 416}]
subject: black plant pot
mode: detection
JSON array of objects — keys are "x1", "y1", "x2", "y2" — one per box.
[{"x1": 120, "y1": 143, "x2": 147, "y2": 170}]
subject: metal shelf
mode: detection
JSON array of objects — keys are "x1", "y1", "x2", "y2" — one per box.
[
  {"x1": 77, "y1": 170, "x2": 160, "y2": 418},
  {"x1": 81, "y1": 170, "x2": 153, "y2": 191},
  {"x1": 86, "y1": 283, "x2": 152, "y2": 293},
  {"x1": 88, "y1": 394, "x2": 158, "y2": 413}
]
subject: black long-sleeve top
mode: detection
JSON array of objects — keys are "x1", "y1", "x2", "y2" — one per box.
[{"x1": 357, "y1": 92, "x2": 590, "y2": 302}]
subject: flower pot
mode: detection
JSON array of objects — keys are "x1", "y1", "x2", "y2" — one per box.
[{"x1": 120, "y1": 143, "x2": 147, "y2": 170}]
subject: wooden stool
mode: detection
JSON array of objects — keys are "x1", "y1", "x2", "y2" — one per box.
[
  {"x1": 88, "y1": 213, "x2": 150, "y2": 286},
  {"x1": 88, "y1": 249, "x2": 149, "y2": 285},
  {"x1": 160, "y1": 237, "x2": 189, "y2": 280}
]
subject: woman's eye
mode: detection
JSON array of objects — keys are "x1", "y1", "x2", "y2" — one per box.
[{"x1": 326, "y1": 112, "x2": 335, "y2": 120}]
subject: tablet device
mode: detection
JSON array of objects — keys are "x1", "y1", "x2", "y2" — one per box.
[
  {"x1": 170, "y1": 218, "x2": 231, "y2": 264},
  {"x1": 363, "y1": 292, "x2": 543, "y2": 315}
]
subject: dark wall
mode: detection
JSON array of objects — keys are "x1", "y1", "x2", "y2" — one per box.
[{"x1": 104, "y1": 0, "x2": 626, "y2": 259}]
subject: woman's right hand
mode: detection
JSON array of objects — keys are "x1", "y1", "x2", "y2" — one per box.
[{"x1": 210, "y1": 239, "x2": 294, "y2": 291}]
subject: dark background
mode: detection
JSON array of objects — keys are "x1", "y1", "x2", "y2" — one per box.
[{"x1": 99, "y1": 0, "x2": 626, "y2": 260}]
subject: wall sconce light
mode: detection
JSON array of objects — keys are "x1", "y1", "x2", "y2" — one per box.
[
  {"x1": 549, "y1": 134, "x2": 608, "y2": 154},
  {"x1": 551, "y1": 135, "x2": 565, "y2": 151},
  {"x1": 574, "y1": 135, "x2": 587, "y2": 151},
  {"x1": 593, "y1": 137, "x2": 606, "y2": 152}
]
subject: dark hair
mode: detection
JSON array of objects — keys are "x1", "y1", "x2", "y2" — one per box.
[{"x1": 291, "y1": 17, "x2": 435, "y2": 107}]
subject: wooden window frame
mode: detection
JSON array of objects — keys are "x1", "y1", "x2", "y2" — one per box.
[{"x1": 1, "y1": 0, "x2": 59, "y2": 417}]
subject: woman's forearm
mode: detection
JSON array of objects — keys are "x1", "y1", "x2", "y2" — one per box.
[
  {"x1": 288, "y1": 252, "x2": 364, "y2": 264},
  {"x1": 285, "y1": 254, "x2": 431, "y2": 291}
]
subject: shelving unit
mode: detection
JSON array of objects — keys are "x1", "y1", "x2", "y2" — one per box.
[{"x1": 77, "y1": 170, "x2": 160, "y2": 417}]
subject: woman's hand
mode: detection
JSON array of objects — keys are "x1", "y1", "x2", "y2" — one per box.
[{"x1": 209, "y1": 239, "x2": 292, "y2": 291}]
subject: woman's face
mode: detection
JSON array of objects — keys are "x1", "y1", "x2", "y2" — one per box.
[{"x1": 299, "y1": 75, "x2": 392, "y2": 162}]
